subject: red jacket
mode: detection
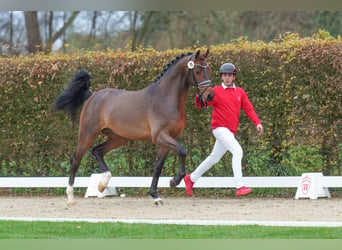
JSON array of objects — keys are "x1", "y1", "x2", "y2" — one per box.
[{"x1": 195, "y1": 84, "x2": 261, "y2": 134}]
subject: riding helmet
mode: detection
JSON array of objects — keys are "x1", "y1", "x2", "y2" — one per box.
[{"x1": 219, "y1": 63, "x2": 236, "y2": 75}]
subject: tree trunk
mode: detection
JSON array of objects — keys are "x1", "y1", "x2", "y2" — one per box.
[
  {"x1": 45, "y1": 11, "x2": 80, "y2": 52},
  {"x1": 24, "y1": 11, "x2": 42, "y2": 53},
  {"x1": 130, "y1": 11, "x2": 138, "y2": 51},
  {"x1": 9, "y1": 12, "x2": 13, "y2": 54},
  {"x1": 48, "y1": 11, "x2": 53, "y2": 40},
  {"x1": 88, "y1": 11, "x2": 98, "y2": 44}
]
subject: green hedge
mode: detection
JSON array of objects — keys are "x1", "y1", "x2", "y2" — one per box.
[{"x1": 0, "y1": 31, "x2": 341, "y2": 178}]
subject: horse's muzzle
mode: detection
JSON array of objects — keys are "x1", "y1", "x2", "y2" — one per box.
[{"x1": 206, "y1": 93, "x2": 215, "y2": 102}]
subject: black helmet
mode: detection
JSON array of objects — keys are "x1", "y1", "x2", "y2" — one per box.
[{"x1": 219, "y1": 63, "x2": 236, "y2": 75}]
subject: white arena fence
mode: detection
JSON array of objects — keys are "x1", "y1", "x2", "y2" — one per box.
[
  {"x1": 0, "y1": 176, "x2": 302, "y2": 188},
  {"x1": 0, "y1": 174, "x2": 341, "y2": 199},
  {"x1": 1, "y1": 175, "x2": 342, "y2": 188}
]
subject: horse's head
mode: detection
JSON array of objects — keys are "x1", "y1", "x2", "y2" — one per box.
[{"x1": 188, "y1": 49, "x2": 215, "y2": 105}]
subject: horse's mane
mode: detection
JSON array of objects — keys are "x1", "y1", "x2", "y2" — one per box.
[{"x1": 152, "y1": 52, "x2": 193, "y2": 84}]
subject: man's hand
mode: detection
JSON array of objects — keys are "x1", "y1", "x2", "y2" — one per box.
[{"x1": 257, "y1": 124, "x2": 264, "y2": 135}]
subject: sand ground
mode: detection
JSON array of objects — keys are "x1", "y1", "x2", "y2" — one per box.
[{"x1": 1, "y1": 195, "x2": 341, "y2": 222}]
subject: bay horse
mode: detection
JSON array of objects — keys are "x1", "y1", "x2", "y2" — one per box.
[{"x1": 54, "y1": 49, "x2": 214, "y2": 205}]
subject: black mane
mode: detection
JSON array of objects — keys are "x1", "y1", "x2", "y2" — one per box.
[{"x1": 152, "y1": 52, "x2": 192, "y2": 84}]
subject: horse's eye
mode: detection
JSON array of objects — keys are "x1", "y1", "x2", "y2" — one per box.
[{"x1": 196, "y1": 70, "x2": 201, "y2": 75}]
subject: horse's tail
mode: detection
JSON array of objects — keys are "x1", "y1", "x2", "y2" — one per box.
[{"x1": 53, "y1": 69, "x2": 92, "y2": 125}]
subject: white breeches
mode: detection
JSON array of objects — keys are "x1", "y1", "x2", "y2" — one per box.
[{"x1": 190, "y1": 127, "x2": 244, "y2": 188}]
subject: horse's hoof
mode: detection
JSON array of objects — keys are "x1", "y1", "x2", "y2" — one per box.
[
  {"x1": 169, "y1": 178, "x2": 177, "y2": 188},
  {"x1": 98, "y1": 171, "x2": 112, "y2": 193},
  {"x1": 154, "y1": 197, "x2": 164, "y2": 206},
  {"x1": 67, "y1": 199, "x2": 77, "y2": 206},
  {"x1": 98, "y1": 184, "x2": 105, "y2": 193}
]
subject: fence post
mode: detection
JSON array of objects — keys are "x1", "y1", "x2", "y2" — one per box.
[{"x1": 295, "y1": 172, "x2": 331, "y2": 199}]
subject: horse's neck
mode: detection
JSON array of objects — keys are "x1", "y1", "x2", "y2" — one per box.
[{"x1": 157, "y1": 73, "x2": 190, "y2": 103}]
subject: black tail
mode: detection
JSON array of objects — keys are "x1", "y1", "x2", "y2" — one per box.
[{"x1": 53, "y1": 69, "x2": 92, "y2": 125}]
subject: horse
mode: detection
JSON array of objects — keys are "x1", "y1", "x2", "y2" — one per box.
[{"x1": 54, "y1": 49, "x2": 215, "y2": 205}]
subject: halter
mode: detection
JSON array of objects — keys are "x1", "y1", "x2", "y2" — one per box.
[{"x1": 188, "y1": 54, "x2": 212, "y2": 107}]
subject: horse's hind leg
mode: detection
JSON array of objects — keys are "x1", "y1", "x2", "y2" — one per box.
[
  {"x1": 66, "y1": 153, "x2": 80, "y2": 205},
  {"x1": 91, "y1": 132, "x2": 128, "y2": 193},
  {"x1": 67, "y1": 125, "x2": 101, "y2": 205},
  {"x1": 67, "y1": 143, "x2": 93, "y2": 205}
]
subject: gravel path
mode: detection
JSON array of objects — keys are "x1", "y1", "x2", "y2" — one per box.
[{"x1": 1, "y1": 196, "x2": 341, "y2": 223}]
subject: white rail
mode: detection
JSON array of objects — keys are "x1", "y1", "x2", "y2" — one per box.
[
  {"x1": 0, "y1": 176, "x2": 341, "y2": 189},
  {"x1": 1, "y1": 176, "x2": 341, "y2": 188},
  {"x1": 2, "y1": 174, "x2": 340, "y2": 200}
]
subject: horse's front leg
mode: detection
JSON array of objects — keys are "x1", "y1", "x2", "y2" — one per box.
[
  {"x1": 149, "y1": 147, "x2": 169, "y2": 205},
  {"x1": 92, "y1": 136, "x2": 128, "y2": 193},
  {"x1": 155, "y1": 134, "x2": 187, "y2": 190},
  {"x1": 169, "y1": 143, "x2": 187, "y2": 188}
]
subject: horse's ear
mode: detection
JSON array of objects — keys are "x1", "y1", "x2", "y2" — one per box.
[
  {"x1": 195, "y1": 50, "x2": 200, "y2": 59},
  {"x1": 203, "y1": 48, "x2": 209, "y2": 58}
]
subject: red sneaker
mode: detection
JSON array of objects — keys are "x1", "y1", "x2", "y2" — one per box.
[
  {"x1": 236, "y1": 186, "x2": 252, "y2": 196},
  {"x1": 184, "y1": 174, "x2": 194, "y2": 196}
]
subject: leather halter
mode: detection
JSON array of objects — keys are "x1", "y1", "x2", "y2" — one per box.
[{"x1": 188, "y1": 54, "x2": 212, "y2": 107}]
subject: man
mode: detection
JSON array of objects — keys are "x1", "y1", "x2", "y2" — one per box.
[{"x1": 184, "y1": 62, "x2": 264, "y2": 196}]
